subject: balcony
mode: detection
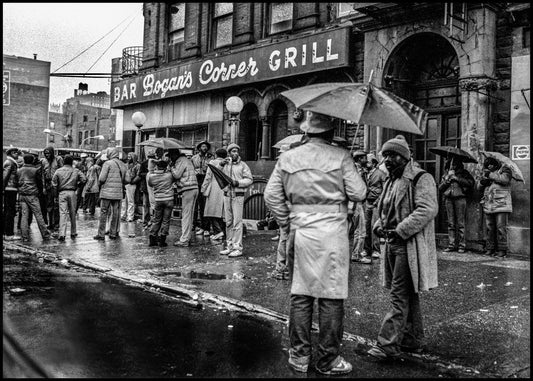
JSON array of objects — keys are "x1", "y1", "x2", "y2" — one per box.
[{"x1": 121, "y1": 46, "x2": 143, "y2": 77}]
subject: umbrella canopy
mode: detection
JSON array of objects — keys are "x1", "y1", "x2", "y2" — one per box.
[
  {"x1": 481, "y1": 151, "x2": 525, "y2": 182},
  {"x1": 429, "y1": 146, "x2": 478, "y2": 163},
  {"x1": 272, "y1": 134, "x2": 304, "y2": 149},
  {"x1": 138, "y1": 137, "x2": 187, "y2": 150},
  {"x1": 207, "y1": 163, "x2": 233, "y2": 189},
  {"x1": 281, "y1": 82, "x2": 427, "y2": 135}
]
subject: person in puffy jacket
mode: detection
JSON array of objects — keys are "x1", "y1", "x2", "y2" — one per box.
[
  {"x1": 170, "y1": 149, "x2": 198, "y2": 247},
  {"x1": 478, "y1": 156, "x2": 513, "y2": 258},
  {"x1": 94, "y1": 147, "x2": 127, "y2": 240},
  {"x1": 147, "y1": 160, "x2": 177, "y2": 247},
  {"x1": 3, "y1": 147, "x2": 21, "y2": 240},
  {"x1": 219, "y1": 143, "x2": 253, "y2": 258},
  {"x1": 17, "y1": 154, "x2": 51, "y2": 242},
  {"x1": 438, "y1": 159, "x2": 475, "y2": 253}
]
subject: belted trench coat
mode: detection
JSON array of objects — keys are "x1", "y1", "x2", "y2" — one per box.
[{"x1": 264, "y1": 138, "x2": 366, "y2": 299}]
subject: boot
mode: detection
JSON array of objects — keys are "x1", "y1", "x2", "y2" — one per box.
[
  {"x1": 149, "y1": 235, "x2": 158, "y2": 247},
  {"x1": 159, "y1": 235, "x2": 168, "y2": 247}
]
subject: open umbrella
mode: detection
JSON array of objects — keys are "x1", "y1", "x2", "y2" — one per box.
[
  {"x1": 272, "y1": 134, "x2": 304, "y2": 149},
  {"x1": 429, "y1": 146, "x2": 478, "y2": 163},
  {"x1": 138, "y1": 137, "x2": 187, "y2": 150},
  {"x1": 207, "y1": 163, "x2": 233, "y2": 189},
  {"x1": 481, "y1": 151, "x2": 525, "y2": 182},
  {"x1": 280, "y1": 82, "x2": 427, "y2": 135}
]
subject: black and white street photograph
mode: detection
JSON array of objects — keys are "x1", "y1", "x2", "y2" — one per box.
[{"x1": 3, "y1": 2, "x2": 530, "y2": 378}]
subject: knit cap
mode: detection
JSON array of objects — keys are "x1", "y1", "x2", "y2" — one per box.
[
  {"x1": 227, "y1": 143, "x2": 240, "y2": 153},
  {"x1": 381, "y1": 135, "x2": 410, "y2": 160}
]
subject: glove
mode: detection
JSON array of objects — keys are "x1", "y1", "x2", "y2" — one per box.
[
  {"x1": 232, "y1": 180, "x2": 239, "y2": 187},
  {"x1": 374, "y1": 225, "x2": 385, "y2": 238}
]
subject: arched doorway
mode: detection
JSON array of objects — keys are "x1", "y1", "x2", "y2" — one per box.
[
  {"x1": 383, "y1": 33, "x2": 461, "y2": 232},
  {"x1": 267, "y1": 100, "x2": 289, "y2": 159},
  {"x1": 238, "y1": 103, "x2": 260, "y2": 162}
]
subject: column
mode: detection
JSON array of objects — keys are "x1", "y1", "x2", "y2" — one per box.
[{"x1": 260, "y1": 117, "x2": 271, "y2": 160}]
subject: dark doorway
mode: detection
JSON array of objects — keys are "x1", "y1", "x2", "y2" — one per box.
[
  {"x1": 268, "y1": 100, "x2": 288, "y2": 160},
  {"x1": 239, "y1": 104, "x2": 260, "y2": 162}
]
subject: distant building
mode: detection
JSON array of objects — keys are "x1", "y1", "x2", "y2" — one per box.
[{"x1": 3, "y1": 54, "x2": 51, "y2": 148}]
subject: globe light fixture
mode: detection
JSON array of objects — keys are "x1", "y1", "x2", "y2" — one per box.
[
  {"x1": 132, "y1": 111, "x2": 146, "y2": 156},
  {"x1": 225, "y1": 96, "x2": 243, "y2": 144}
]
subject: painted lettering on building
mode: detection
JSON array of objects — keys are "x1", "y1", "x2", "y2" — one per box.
[{"x1": 111, "y1": 27, "x2": 351, "y2": 107}]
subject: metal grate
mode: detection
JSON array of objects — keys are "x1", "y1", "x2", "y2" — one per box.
[
  {"x1": 243, "y1": 193, "x2": 267, "y2": 220},
  {"x1": 122, "y1": 46, "x2": 143, "y2": 76}
]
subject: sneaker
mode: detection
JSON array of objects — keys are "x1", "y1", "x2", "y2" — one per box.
[
  {"x1": 360, "y1": 256, "x2": 372, "y2": 264},
  {"x1": 367, "y1": 345, "x2": 398, "y2": 361},
  {"x1": 458, "y1": 248, "x2": 466, "y2": 253},
  {"x1": 203, "y1": 230, "x2": 211, "y2": 237},
  {"x1": 195, "y1": 228, "x2": 205, "y2": 235},
  {"x1": 360, "y1": 251, "x2": 369, "y2": 258},
  {"x1": 288, "y1": 352, "x2": 309, "y2": 373},
  {"x1": 371, "y1": 251, "x2": 381, "y2": 259},
  {"x1": 93, "y1": 235, "x2": 105, "y2": 241},
  {"x1": 228, "y1": 249, "x2": 243, "y2": 258},
  {"x1": 443, "y1": 247, "x2": 456, "y2": 252},
  {"x1": 271, "y1": 235, "x2": 280, "y2": 241},
  {"x1": 350, "y1": 253, "x2": 361, "y2": 262},
  {"x1": 174, "y1": 240, "x2": 190, "y2": 247},
  {"x1": 4, "y1": 235, "x2": 22, "y2": 241},
  {"x1": 316, "y1": 356, "x2": 353, "y2": 375},
  {"x1": 109, "y1": 235, "x2": 118, "y2": 240},
  {"x1": 220, "y1": 246, "x2": 233, "y2": 255},
  {"x1": 210, "y1": 232, "x2": 224, "y2": 240}
]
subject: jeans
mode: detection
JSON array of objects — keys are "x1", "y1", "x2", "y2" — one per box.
[
  {"x1": 97, "y1": 198, "x2": 121, "y2": 238},
  {"x1": 289, "y1": 294, "x2": 344, "y2": 372},
  {"x1": 3, "y1": 190, "x2": 18, "y2": 236},
  {"x1": 150, "y1": 199, "x2": 174, "y2": 237},
  {"x1": 19, "y1": 194, "x2": 50, "y2": 240},
  {"x1": 179, "y1": 189, "x2": 198, "y2": 243},
  {"x1": 58, "y1": 190, "x2": 77, "y2": 237},
  {"x1": 378, "y1": 241, "x2": 424, "y2": 355},
  {"x1": 224, "y1": 195, "x2": 244, "y2": 251},
  {"x1": 364, "y1": 200, "x2": 380, "y2": 254},
  {"x1": 275, "y1": 225, "x2": 289, "y2": 272},
  {"x1": 485, "y1": 212, "x2": 509, "y2": 255},
  {"x1": 121, "y1": 184, "x2": 136, "y2": 221},
  {"x1": 351, "y1": 202, "x2": 366, "y2": 256},
  {"x1": 445, "y1": 197, "x2": 467, "y2": 250},
  {"x1": 209, "y1": 217, "x2": 225, "y2": 235}
]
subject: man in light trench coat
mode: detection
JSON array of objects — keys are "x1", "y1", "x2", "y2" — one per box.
[
  {"x1": 367, "y1": 134, "x2": 438, "y2": 360},
  {"x1": 264, "y1": 111, "x2": 366, "y2": 375}
]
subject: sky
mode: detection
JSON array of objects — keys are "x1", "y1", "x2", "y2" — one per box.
[{"x1": 3, "y1": 2, "x2": 144, "y2": 106}]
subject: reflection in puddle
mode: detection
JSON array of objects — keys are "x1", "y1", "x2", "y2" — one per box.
[{"x1": 153, "y1": 270, "x2": 228, "y2": 280}]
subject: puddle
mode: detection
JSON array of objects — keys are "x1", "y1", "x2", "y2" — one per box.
[{"x1": 152, "y1": 270, "x2": 228, "y2": 280}]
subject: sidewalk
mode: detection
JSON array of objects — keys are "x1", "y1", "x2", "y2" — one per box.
[{"x1": 4, "y1": 212, "x2": 530, "y2": 378}]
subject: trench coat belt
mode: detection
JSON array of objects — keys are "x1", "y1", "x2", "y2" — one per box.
[{"x1": 291, "y1": 204, "x2": 348, "y2": 213}]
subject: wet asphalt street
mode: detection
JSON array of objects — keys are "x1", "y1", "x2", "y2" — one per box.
[{"x1": 3, "y1": 213, "x2": 530, "y2": 378}]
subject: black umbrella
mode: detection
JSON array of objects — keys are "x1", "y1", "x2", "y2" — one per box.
[
  {"x1": 207, "y1": 163, "x2": 233, "y2": 189},
  {"x1": 428, "y1": 146, "x2": 478, "y2": 163}
]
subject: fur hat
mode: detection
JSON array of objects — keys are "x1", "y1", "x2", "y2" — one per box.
[
  {"x1": 227, "y1": 143, "x2": 240, "y2": 153},
  {"x1": 299, "y1": 111, "x2": 334, "y2": 133},
  {"x1": 381, "y1": 135, "x2": 410, "y2": 160}
]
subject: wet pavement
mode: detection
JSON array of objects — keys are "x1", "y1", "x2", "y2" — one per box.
[{"x1": 3, "y1": 212, "x2": 530, "y2": 378}]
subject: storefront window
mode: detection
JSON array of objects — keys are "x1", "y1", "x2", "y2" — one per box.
[
  {"x1": 270, "y1": 3, "x2": 293, "y2": 35},
  {"x1": 168, "y1": 125, "x2": 208, "y2": 150},
  {"x1": 213, "y1": 3, "x2": 233, "y2": 48}
]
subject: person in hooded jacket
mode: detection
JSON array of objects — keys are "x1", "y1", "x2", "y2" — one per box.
[
  {"x1": 82, "y1": 157, "x2": 101, "y2": 215},
  {"x1": 16, "y1": 154, "x2": 51, "y2": 242},
  {"x1": 41, "y1": 146, "x2": 63, "y2": 234},
  {"x1": 94, "y1": 147, "x2": 127, "y2": 240},
  {"x1": 264, "y1": 111, "x2": 366, "y2": 375}
]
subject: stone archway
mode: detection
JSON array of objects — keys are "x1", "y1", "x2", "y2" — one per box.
[{"x1": 383, "y1": 32, "x2": 461, "y2": 233}]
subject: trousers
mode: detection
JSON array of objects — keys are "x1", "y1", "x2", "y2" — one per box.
[
  {"x1": 19, "y1": 194, "x2": 50, "y2": 240},
  {"x1": 445, "y1": 197, "x2": 467, "y2": 250},
  {"x1": 58, "y1": 190, "x2": 77, "y2": 237},
  {"x1": 178, "y1": 189, "x2": 198, "y2": 243},
  {"x1": 224, "y1": 195, "x2": 244, "y2": 251},
  {"x1": 97, "y1": 198, "x2": 121, "y2": 238},
  {"x1": 485, "y1": 212, "x2": 509, "y2": 254},
  {"x1": 150, "y1": 199, "x2": 174, "y2": 237}
]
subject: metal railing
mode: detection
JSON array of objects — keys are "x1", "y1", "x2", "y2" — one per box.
[{"x1": 121, "y1": 46, "x2": 143, "y2": 76}]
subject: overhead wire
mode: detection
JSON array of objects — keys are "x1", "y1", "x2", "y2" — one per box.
[
  {"x1": 84, "y1": 13, "x2": 138, "y2": 74},
  {"x1": 51, "y1": 10, "x2": 138, "y2": 74}
]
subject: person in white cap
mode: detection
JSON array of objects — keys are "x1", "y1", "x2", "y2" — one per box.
[
  {"x1": 367, "y1": 134, "x2": 438, "y2": 360},
  {"x1": 264, "y1": 110, "x2": 366, "y2": 375},
  {"x1": 219, "y1": 143, "x2": 253, "y2": 257}
]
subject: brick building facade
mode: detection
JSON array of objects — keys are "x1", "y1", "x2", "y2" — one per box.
[
  {"x1": 110, "y1": 3, "x2": 530, "y2": 256},
  {"x1": 3, "y1": 55, "x2": 51, "y2": 148}
]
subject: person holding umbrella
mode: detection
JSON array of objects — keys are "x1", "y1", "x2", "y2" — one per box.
[
  {"x1": 264, "y1": 111, "x2": 366, "y2": 375},
  {"x1": 478, "y1": 156, "x2": 513, "y2": 258},
  {"x1": 438, "y1": 158, "x2": 475, "y2": 253},
  {"x1": 191, "y1": 140, "x2": 214, "y2": 237}
]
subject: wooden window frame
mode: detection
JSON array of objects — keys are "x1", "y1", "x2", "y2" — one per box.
[
  {"x1": 269, "y1": 3, "x2": 294, "y2": 35},
  {"x1": 212, "y1": 3, "x2": 234, "y2": 49}
]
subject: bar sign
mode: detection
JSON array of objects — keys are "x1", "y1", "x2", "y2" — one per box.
[{"x1": 3, "y1": 71, "x2": 10, "y2": 106}]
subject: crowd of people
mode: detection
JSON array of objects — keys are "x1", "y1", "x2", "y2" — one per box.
[{"x1": 3, "y1": 110, "x2": 517, "y2": 376}]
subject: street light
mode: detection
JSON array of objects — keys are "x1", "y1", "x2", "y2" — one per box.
[
  {"x1": 226, "y1": 96, "x2": 243, "y2": 144},
  {"x1": 43, "y1": 128, "x2": 68, "y2": 146},
  {"x1": 132, "y1": 111, "x2": 146, "y2": 157},
  {"x1": 79, "y1": 135, "x2": 105, "y2": 149}
]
